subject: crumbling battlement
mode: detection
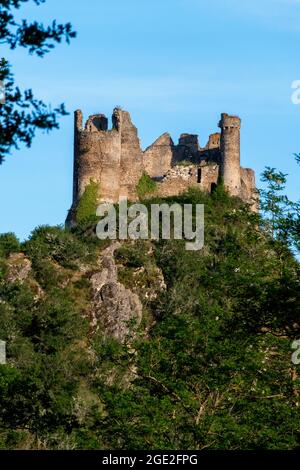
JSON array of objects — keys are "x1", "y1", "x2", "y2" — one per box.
[
  {"x1": 67, "y1": 107, "x2": 257, "y2": 225},
  {"x1": 72, "y1": 107, "x2": 143, "y2": 206}
]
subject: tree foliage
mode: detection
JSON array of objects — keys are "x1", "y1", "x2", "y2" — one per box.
[
  {"x1": 0, "y1": 190, "x2": 299, "y2": 449},
  {"x1": 0, "y1": 0, "x2": 76, "y2": 163},
  {"x1": 259, "y1": 159, "x2": 300, "y2": 253},
  {"x1": 136, "y1": 172, "x2": 157, "y2": 199}
]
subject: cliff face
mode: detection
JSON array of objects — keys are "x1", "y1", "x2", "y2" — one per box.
[{"x1": 90, "y1": 242, "x2": 143, "y2": 343}]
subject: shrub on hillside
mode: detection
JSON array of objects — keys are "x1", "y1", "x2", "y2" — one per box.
[
  {"x1": 76, "y1": 181, "x2": 99, "y2": 223},
  {"x1": 23, "y1": 225, "x2": 90, "y2": 269},
  {"x1": 0, "y1": 233, "x2": 20, "y2": 258},
  {"x1": 136, "y1": 172, "x2": 157, "y2": 199}
]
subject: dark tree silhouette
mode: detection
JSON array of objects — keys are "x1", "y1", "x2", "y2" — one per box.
[{"x1": 0, "y1": 0, "x2": 76, "y2": 163}]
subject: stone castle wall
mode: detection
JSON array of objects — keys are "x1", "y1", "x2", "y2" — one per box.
[
  {"x1": 219, "y1": 113, "x2": 241, "y2": 196},
  {"x1": 67, "y1": 108, "x2": 257, "y2": 224},
  {"x1": 72, "y1": 108, "x2": 142, "y2": 206},
  {"x1": 143, "y1": 133, "x2": 174, "y2": 178}
]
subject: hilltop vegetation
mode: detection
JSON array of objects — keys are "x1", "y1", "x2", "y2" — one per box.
[{"x1": 0, "y1": 188, "x2": 299, "y2": 450}]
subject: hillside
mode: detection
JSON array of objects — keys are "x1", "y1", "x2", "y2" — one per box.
[{"x1": 0, "y1": 188, "x2": 299, "y2": 450}]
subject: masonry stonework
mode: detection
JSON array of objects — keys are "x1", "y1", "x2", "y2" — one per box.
[
  {"x1": 219, "y1": 113, "x2": 241, "y2": 196},
  {"x1": 67, "y1": 107, "x2": 257, "y2": 225}
]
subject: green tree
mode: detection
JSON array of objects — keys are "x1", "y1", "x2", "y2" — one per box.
[
  {"x1": 260, "y1": 161, "x2": 300, "y2": 253},
  {"x1": 0, "y1": 0, "x2": 76, "y2": 164},
  {"x1": 93, "y1": 189, "x2": 300, "y2": 450},
  {"x1": 0, "y1": 189, "x2": 299, "y2": 450},
  {"x1": 289, "y1": 155, "x2": 300, "y2": 252},
  {"x1": 260, "y1": 167, "x2": 293, "y2": 243}
]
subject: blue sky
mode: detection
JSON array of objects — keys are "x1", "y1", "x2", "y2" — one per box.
[{"x1": 1, "y1": 0, "x2": 300, "y2": 240}]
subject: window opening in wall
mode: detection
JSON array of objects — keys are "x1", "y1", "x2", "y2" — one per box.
[{"x1": 197, "y1": 168, "x2": 202, "y2": 183}]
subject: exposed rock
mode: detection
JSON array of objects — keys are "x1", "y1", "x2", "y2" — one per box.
[
  {"x1": 6, "y1": 253, "x2": 32, "y2": 284},
  {"x1": 90, "y1": 243, "x2": 143, "y2": 343}
]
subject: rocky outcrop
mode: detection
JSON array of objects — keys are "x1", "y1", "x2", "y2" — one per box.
[
  {"x1": 5, "y1": 253, "x2": 31, "y2": 284},
  {"x1": 90, "y1": 243, "x2": 142, "y2": 343}
]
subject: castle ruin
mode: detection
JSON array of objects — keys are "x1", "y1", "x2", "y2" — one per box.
[{"x1": 67, "y1": 108, "x2": 256, "y2": 224}]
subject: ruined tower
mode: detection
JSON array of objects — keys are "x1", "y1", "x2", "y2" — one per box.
[
  {"x1": 71, "y1": 107, "x2": 143, "y2": 208},
  {"x1": 67, "y1": 108, "x2": 257, "y2": 226},
  {"x1": 219, "y1": 113, "x2": 241, "y2": 196}
]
